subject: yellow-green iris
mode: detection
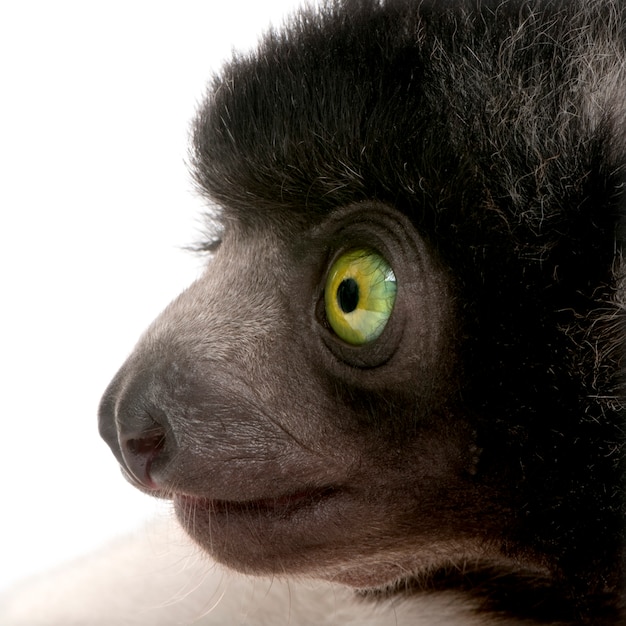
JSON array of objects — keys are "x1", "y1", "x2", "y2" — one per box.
[{"x1": 324, "y1": 249, "x2": 397, "y2": 345}]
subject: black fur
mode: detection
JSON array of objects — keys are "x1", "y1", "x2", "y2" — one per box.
[{"x1": 99, "y1": 0, "x2": 625, "y2": 623}]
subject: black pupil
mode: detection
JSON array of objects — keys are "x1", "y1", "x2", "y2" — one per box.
[{"x1": 337, "y1": 278, "x2": 359, "y2": 313}]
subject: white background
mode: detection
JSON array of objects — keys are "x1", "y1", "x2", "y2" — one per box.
[{"x1": 0, "y1": 0, "x2": 311, "y2": 592}]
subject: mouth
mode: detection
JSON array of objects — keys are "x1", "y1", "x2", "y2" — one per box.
[
  {"x1": 171, "y1": 485, "x2": 346, "y2": 573},
  {"x1": 174, "y1": 486, "x2": 338, "y2": 519}
]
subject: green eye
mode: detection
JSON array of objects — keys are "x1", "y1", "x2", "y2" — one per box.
[{"x1": 324, "y1": 249, "x2": 397, "y2": 346}]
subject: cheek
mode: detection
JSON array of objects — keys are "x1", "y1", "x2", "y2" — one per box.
[
  {"x1": 100, "y1": 215, "x2": 478, "y2": 583},
  {"x1": 172, "y1": 432, "x2": 480, "y2": 582}
]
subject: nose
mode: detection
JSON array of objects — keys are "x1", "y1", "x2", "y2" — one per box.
[{"x1": 98, "y1": 369, "x2": 172, "y2": 492}]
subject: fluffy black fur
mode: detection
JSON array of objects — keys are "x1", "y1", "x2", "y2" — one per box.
[{"x1": 99, "y1": 0, "x2": 625, "y2": 623}]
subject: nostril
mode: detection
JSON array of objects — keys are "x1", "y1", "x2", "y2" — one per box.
[
  {"x1": 121, "y1": 427, "x2": 167, "y2": 490},
  {"x1": 126, "y1": 431, "x2": 166, "y2": 458}
]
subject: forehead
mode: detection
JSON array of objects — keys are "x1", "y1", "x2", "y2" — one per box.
[
  {"x1": 190, "y1": 0, "x2": 623, "y2": 240},
  {"x1": 188, "y1": 3, "x2": 431, "y2": 228}
]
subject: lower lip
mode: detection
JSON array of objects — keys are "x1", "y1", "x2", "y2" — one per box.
[
  {"x1": 173, "y1": 486, "x2": 345, "y2": 573},
  {"x1": 175, "y1": 487, "x2": 336, "y2": 518}
]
